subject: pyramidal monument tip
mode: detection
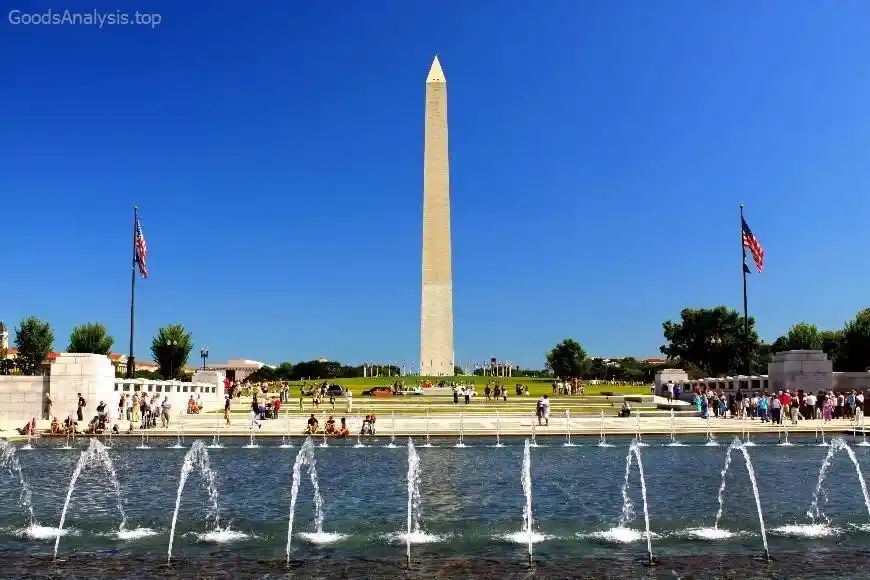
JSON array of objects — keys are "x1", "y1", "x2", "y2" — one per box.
[{"x1": 426, "y1": 55, "x2": 445, "y2": 84}]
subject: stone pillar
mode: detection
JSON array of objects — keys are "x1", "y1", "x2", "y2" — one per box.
[
  {"x1": 767, "y1": 349, "x2": 833, "y2": 393},
  {"x1": 49, "y1": 353, "x2": 116, "y2": 421},
  {"x1": 654, "y1": 368, "x2": 688, "y2": 397},
  {"x1": 192, "y1": 369, "x2": 225, "y2": 387}
]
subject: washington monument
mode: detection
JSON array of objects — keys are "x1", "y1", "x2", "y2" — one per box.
[{"x1": 420, "y1": 55, "x2": 454, "y2": 377}]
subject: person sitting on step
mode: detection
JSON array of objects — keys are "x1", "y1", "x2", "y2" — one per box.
[
  {"x1": 324, "y1": 416, "x2": 336, "y2": 435},
  {"x1": 337, "y1": 417, "x2": 350, "y2": 438}
]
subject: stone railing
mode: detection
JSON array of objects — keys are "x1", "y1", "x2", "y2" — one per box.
[
  {"x1": 656, "y1": 350, "x2": 870, "y2": 397},
  {"x1": 113, "y1": 378, "x2": 220, "y2": 413},
  {"x1": 0, "y1": 354, "x2": 227, "y2": 426},
  {"x1": 655, "y1": 368, "x2": 770, "y2": 397}
]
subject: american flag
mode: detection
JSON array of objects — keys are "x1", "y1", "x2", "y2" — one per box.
[
  {"x1": 741, "y1": 216, "x2": 764, "y2": 272},
  {"x1": 135, "y1": 216, "x2": 148, "y2": 278}
]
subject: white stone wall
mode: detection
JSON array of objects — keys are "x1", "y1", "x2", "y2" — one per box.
[
  {"x1": 833, "y1": 372, "x2": 870, "y2": 392},
  {"x1": 654, "y1": 368, "x2": 688, "y2": 396},
  {"x1": 767, "y1": 349, "x2": 833, "y2": 393},
  {"x1": 0, "y1": 354, "x2": 223, "y2": 427},
  {"x1": 50, "y1": 353, "x2": 116, "y2": 422},
  {"x1": 0, "y1": 375, "x2": 48, "y2": 426}
]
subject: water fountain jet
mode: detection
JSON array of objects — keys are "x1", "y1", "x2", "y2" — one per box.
[
  {"x1": 386, "y1": 412, "x2": 397, "y2": 448},
  {"x1": 171, "y1": 413, "x2": 184, "y2": 448},
  {"x1": 694, "y1": 438, "x2": 769, "y2": 561},
  {"x1": 280, "y1": 414, "x2": 292, "y2": 448},
  {"x1": 209, "y1": 416, "x2": 223, "y2": 449},
  {"x1": 285, "y1": 437, "x2": 341, "y2": 557},
  {"x1": 0, "y1": 441, "x2": 34, "y2": 530},
  {"x1": 612, "y1": 440, "x2": 654, "y2": 563},
  {"x1": 778, "y1": 421, "x2": 791, "y2": 446},
  {"x1": 705, "y1": 416, "x2": 717, "y2": 446},
  {"x1": 522, "y1": 438, "x2": 533, "y2": 566},
  {"x1": 55, "y1": 439, "x2": 128, "y2": 559},
  {"x1": 807, "y1": 437, "x2": 870, "y2": 525},
  {"x1": 455, "y1": 411, "x2": 465, "y2": 448},
  {"x1": 635, "y1": 412, "x2": 641, "y2": 445},
  {"x1": 406, "y1": 438, "x2": 421, "y2": 567},
  {"x1": 167, "y1": 440, "x2": 222, "y2": 562},
  {"x1": 354, "y1": 412, "x2": 365, "y2": 448},
  {"x1": 564, "y1": 410, "x2": 574, "y2": 446},
  {"x1": 598, "y1": 410, "x2": 611, "y2": 447}
]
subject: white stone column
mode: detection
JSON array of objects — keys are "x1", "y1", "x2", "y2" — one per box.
[{"x1": 49, "y1": 353, "x2": 115, "y2": 421}]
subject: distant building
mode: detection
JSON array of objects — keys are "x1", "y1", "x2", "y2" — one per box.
[{"x1": 203, "y1": 359, "x2": 270, "y2": 382}]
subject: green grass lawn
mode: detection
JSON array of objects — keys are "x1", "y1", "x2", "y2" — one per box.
[{"x1": 242, "y1": 377, "x2": 650, "y2": 398}]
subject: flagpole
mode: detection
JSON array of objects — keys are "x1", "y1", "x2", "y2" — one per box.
[
  {"x1": 740, "y1": 204, "x2": 750, "y2": 378},
  {"x1": 126, "y1": 206, "x2": 138, "y2": 379}
]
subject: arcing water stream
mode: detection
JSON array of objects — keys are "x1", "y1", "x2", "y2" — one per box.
[
  {"x1": 54, "y1": 439, "x2": 129, "y2": 559},
  {"x1": 615, "y1": 440, "x2": 654, "y2": 563},
  {"x1": 807, "y1": 437, "x2": 870, "y2": 525},
  {"x1": 167, "y1": 440, "x2": 222, "y2": 562},
  {"x1": 687, "y1": 438, "x2": 770, "y2": 560}
]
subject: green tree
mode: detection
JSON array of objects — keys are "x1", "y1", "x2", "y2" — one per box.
[
  {"x1": 820, "y1": 330, "x2": 843, "y2": 368},
  {"x1": 149, "y1": 324, "x2": 193, "y2": 380},
  {"x1": 773, "y1": 322, "x2": 823, "y2": 351},
  {"x1": 67, "y1": 322, "x2": 114, "y2": 355},
  {"x1": 14, "y1": 316, "x2": 54, "y2": 376},
  {"x1": 546, "y1": 338, "x2": 588, "y2": 378},
  {"x1": 660, "y1": 306, "x2": 760, "y2": 377},
  {"x1": 838, "y1": 308, "x2": 870, "y2": 372}
]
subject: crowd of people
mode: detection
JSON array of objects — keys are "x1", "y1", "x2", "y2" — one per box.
[
  {"x1": 29, "y1": 391, "x2": 214, "y2": 437},
  {"x1": 665, "y1": 380, "x2": 870, "y2": 424}
]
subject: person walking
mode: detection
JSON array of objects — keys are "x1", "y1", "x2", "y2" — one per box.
[
  {"x1": 160, "y1": 397, "x2": 172, "y2": 428},
  {"x1": 224, "y1": 395, "x2": 231, "y2": 426},
  {"x1": 76, "y1": 393, "x2": 86, "y2": 422},
  {"x1": 541, "y1": 395, "x2": 551, "y2": 426},
  {"x1": 43, "y1": 392, "x2": 52, "y2": 421}
]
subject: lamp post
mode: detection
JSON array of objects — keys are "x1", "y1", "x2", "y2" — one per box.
[
  {"x1": 708, "y1": 335, "x2": 722, "y2": 379},
  {"x1": 200, "y1": 346, "x2": 209, "y2": 370},
  {"x1": 166, "y1": 340, "x2": 179, "y2": 380}
]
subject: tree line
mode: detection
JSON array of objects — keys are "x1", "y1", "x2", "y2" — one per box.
[
  {"x1": 7, "y1": 305, "x2": 869, "y2": 383},
  {"x1": 244, "y1": 361, "x2": 403, "y2": 382},
  {"x1": 0, "y1": 316, "x2": 194, "y2": 380},
  {"x1": 546, "y1": 306, "x2": 870, "y2": 381},
  {"x1": 545, "y1": 338, "x2": 664, "y2": 382}
]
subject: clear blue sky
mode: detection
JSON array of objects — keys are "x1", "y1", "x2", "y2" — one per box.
[{"x1": 3, "y1": 0, "x2": 870, "y2": 368}]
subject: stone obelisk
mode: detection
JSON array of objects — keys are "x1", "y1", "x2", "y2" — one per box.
[{"x1": 420, "y1": 56, "x2": 454, "y2": 377}]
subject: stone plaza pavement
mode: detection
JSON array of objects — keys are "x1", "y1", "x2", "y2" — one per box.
[{"x1": 3, "y1": 412, "x2": 862, "y2": 441}]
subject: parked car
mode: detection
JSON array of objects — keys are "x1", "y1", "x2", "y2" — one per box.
[
  {"x1": 362, "y1": 386, "x2": 393, "y2": 397},
  {"x1": 325, "y1": 384, "x2": 349, "y2": 397},
  {"x1": 394, "y1": 385, "x2": 424, "y2": 396}
]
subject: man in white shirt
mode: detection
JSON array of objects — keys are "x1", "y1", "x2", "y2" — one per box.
[{"x1": 540, "y1": 395, "x2": 551, "y2": 426}]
